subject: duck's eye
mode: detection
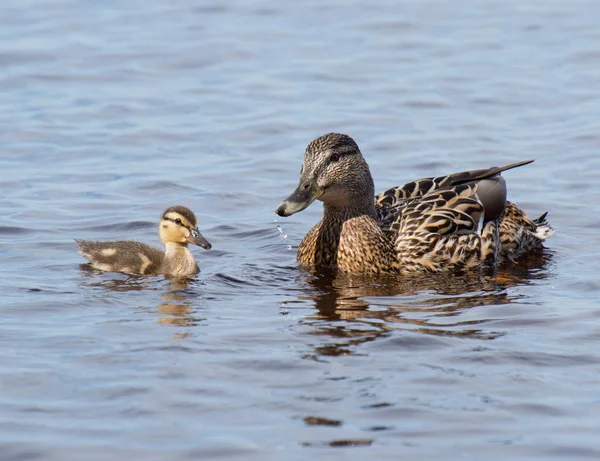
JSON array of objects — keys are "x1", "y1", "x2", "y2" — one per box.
[
  {"x1": 175, "y1": 218, "x2": 183, "y2": 226},
  {"x1": 330, "y1": 153, "x2": 340, "y2": 162}
]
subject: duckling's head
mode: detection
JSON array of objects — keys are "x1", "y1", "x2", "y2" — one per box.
[
  {"x1": 159, "y1": 206, "x2": 212, "y2": 249},
  {"x1": 275, "y1": 133, "x2": 375, "y2": 217}
]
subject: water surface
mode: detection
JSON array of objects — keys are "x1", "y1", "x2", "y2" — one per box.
[{"x1": 1, "y1": 0, "x2": 599, "y2": 459}]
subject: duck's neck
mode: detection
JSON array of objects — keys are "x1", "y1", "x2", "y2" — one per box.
[
  {"x1": 322, "y1": 197, "x2": 377, "y2": 225},
  {"x1": 162, "y1": 242, "x2": 198, "y2": 276},
  {"x1": 322, "y1": 169, "x2": 377, "y2": 225},
  {"x1": 297, "y1": 197, "x2": 380, "y2": 269},
  {"x1": 318, "y1": 198, "x2": 377, "y2": 258}
]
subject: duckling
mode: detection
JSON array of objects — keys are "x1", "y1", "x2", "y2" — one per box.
[
  {"x1": 77, "y1": 206, "x2": 211, "y2": 277},
  {"x1": 275, "y1": 133, "x2": 553, "y2": 274}
]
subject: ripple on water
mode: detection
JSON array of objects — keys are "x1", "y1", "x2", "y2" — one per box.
[
  {"x1": 0, "y1": 226, "x2": 36, "y2": 234},
  {"x1": 72, "y1": 220, "x2": 154, "y2": 233}
]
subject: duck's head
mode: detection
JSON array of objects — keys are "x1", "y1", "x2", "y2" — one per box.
[
  {"x1": 275, "y1": 133, "x2": 375, "y2": 217},
  {"x1": 159, "y1": 206, "x2": 212, "y2": 249}
]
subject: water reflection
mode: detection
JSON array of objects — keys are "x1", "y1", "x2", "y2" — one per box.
[
  {"x1": 78, "y1": 264, "x2": 157, "y2": 291},
  {"x1": 295, "y1": 249, "x2": 554, "y2": 356},
  {"x1": 78, "y1": 267, "x2": 202, "y2": 330},
  {"x1": 157, "y1": 282, "x2": 203, "y2": 328}
]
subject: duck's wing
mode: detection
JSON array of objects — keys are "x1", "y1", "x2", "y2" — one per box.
[
  {"x1": 374, "y1": 160, "x2": 549, "y2": 270},
  {"x1": 386, "y1": 184, "x2": 484, "y2": 237},
  {"x1": 76, "y1": 240, "x2": 163, "y2": 275},
  {"x1": 385, "y1": 185, "x2": 502, "y2": 272},
  {"x1": 376, "y1": 160, "x2": 533, "y2": 226}
]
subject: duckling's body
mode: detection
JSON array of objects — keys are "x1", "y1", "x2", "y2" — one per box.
[
  {"x1": 77, "y1": 206, "x2": 211, "y2": 277},
  {"x1": 276, "y1": 133, "x2": 553, "y2": 274}
]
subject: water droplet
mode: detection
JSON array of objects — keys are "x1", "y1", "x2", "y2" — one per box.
[
  {"x1": 276, "y1": 224, "x2": 288, "y2": 241},
  {"x1": 279, "y1": 302, "x2": 289, "y2": 315}
]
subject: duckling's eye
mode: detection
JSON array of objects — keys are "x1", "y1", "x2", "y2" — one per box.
[
  {"x1": 175, "y1": 218, "x2": 183, "y2": 226},
  {"x1": 329, "y1": 153, "x2": 340, "y2": 162}
]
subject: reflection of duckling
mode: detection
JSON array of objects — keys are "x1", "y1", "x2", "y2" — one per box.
[{"x1": 77, "y1": 206, "x2": 211, "y2": 277}]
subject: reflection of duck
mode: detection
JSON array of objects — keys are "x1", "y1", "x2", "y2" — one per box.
[
  {"x1": 296, "y1": 252, "x2": 554, "y2": 355},
  {"x1": 158, "y1": 281, "x2": 203, "y2": 328},
  {"x1": 77, "y1": 206, "x2": 211, "y2": 277},
  {"x1": 157, "y1": 301, "x2": 196, "y2": 327},
  {"x1": 276, "y1": 133, "x2": 554, "y2": 274},
  {"x1": 79, "y1": 275, "x2": 202, "y2": 331}
]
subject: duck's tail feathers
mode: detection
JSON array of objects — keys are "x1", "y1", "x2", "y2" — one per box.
[{"x1": 533, "y1": 211, "x2": 555, "y2": 240}]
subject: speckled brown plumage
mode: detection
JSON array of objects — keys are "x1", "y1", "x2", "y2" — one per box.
[
  {"x1": 499, "y1": 202, "x2": 553, "y2": 262},
  {"x1": 297, "y1": 215, "x2": 400, "y2": 273},
  {"x1": 77, "y1": 206, "x2": 211, "y2": 277},
  {"x1": 276, "y1": 133, "x2": 553, "y2": 274}
]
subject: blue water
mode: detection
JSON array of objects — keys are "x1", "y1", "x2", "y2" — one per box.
[{"x1": 1, "y1": 0, "x2": 599, "y2": 459}]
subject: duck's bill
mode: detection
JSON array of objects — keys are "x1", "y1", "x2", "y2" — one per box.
[
  {"x1": 188, "y1": 229, "x2": 212, "y2": 249},
  {"x1": 275, "y1": 180, "x2": 323, "y2": 217}
]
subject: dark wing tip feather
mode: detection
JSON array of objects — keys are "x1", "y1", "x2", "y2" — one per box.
[
  {"x1": 483, "y1": 159, "x2": 535, "y2": 178},
  {"x1": 451, "y1": 160, "x2": 535, "y2": 186},
  {"x1": 534, "y1": 211, "x2": 549, "y2": 224}
]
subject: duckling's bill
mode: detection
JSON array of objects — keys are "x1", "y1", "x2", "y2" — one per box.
[
  {"x1": 275, "y1": 178, "x2": 324, "y2": 217},
  {"x1": 188, "y1": 228, "x2": 212, "y2": 249}
]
